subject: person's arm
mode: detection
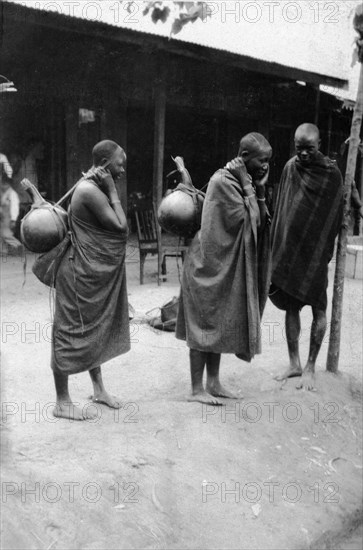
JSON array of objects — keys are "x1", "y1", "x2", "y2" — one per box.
[
  {"x1": 225, "y1": 157, "x2": 260, "y2": 226},
  {"x1": 253, "y1": 166, "x2": 270, "y2": 228},
  {"x1": 83, "y1": 169, "x2": 128, "y2": 232}
]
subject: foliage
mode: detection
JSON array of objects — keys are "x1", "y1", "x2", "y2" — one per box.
[
  {"x1": 353, "y1": 3, "x2": 363, "y2": 63},
  {"x1": 127, "y1": 1, "x2": 212, "y2": 35}
]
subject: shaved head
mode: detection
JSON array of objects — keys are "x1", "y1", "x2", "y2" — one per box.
[
  {"x1": 92, "y1": 139, "x2": 126, "y2": 179},
  {"x1": 295, "y1": 123, "x2": 320, "y2": 141},
  {"x1": 92, "y1": 140, "x2": 124, "y2": 166},
  {"x1": 238, "y1": 132, "x2": 272, "y2": 157},
  {"x1": 294, "y1": 124, "x2": 321, "y2": 165},
  {"x1": 237, "y1": 132, "x2": 272, "y2": 180}
]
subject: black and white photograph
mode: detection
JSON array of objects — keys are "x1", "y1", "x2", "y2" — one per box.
[{"x1": 1, "y1": 1, "x2": 362, "y2": 548}]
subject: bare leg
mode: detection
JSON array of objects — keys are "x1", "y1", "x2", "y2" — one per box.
[
  {"x1": 206, "y1": 352, "x2": 237, "y2": 398},
  {"x1": 90, "y1": 366, "x2": 122, "y2": 408},
  {"x1": 53, "y1": 369, "x2": 95, "y2": 421},
  {"x1": 187, "y1": 349, "x2": 222, "y2": 405},
  {"x1": 297, "y1": 307, "x2": 326, "y2": 391},
  {"x1": 274, "y1": 308, "x2": 303, "y2": 381}
]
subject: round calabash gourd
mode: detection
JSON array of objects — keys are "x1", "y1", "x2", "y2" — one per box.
[
  {"x1": 20, "y1": 179, "x2": 69, "y2": 253},
  {"x1": 157, "y1": 156, "x2": 205, "y2": 239}
]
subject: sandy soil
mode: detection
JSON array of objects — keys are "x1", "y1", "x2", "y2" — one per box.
[{"x1": 1, "y1": 247, "x2": 362, "y2": 550}]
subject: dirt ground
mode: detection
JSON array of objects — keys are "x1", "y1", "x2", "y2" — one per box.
[{"x1": 1, "y1": 244, "x2": 362, "y2": 550}]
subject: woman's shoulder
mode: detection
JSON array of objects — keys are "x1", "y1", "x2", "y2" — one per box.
[
  {"x1": 75, "y1": 178, "x2": 99, "y2": 195},
  {"x1": 209, "y1": 168, "x2": 242, "y2": 191}
]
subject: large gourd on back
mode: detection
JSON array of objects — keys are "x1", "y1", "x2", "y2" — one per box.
[
  {"x1": 157, "y1": 156, "x2": 205, "y2": 238},
  {"x1": 20, "y1": 179, "x2": 69, "y2": 253}
]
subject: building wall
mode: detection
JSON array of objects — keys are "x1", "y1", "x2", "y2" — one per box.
[{"x1": 0, "y1": 15, "x2": 351, "y2": 212}]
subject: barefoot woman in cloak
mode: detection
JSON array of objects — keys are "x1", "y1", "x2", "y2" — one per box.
[
  {"x1": 176, "y1": 133, "x2": 272, "y2": 405},
  {"x1": 52, "y1": 140, "x2": 130, "y2": 420}
]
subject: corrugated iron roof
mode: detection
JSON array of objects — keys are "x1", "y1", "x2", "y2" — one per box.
[{"x1": 3, "y1": 0, "x2": 360, "y2": 97}]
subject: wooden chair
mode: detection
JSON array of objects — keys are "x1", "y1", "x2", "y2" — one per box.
[{"x1": 134, "y1": 206, "x2": 189, "y2": 284}]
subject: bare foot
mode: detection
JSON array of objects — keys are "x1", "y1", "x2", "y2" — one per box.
[
  {"x1": 53, "y1": 401, "x2": 96, "y2": 421},
  {"x1": 187, "y1": 390, "x2": 223, "y2": 406},
  {"x1": 206, "y1": 382, "x2": 238, "y2": 399},
  {"x1": 296, "y1": 370, "x2": 316, "y2": 391},
  {"x1": 91, "y1": 392, "x2": 122, "y2": 408},
  {"x1": 274, "y1": 366, "x2": 303, "y2": 381}
]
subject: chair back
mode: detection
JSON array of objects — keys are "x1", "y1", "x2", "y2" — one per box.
[{"x1": 134, "y1": 208, "x2": 159, "y2": 245}]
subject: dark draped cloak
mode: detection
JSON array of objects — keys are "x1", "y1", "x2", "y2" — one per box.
[
  {"x1": 176, "y1": 167, "x2": 271, "y2": 362},
  {"x1": 271, "y1": 153, "x2": 343, "y2": 310},
  {"x1": 52, "y1": 206, "x2": 130, "y2": 375}
]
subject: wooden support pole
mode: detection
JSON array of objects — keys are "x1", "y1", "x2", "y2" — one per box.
[
  {"x1": 359, "y1": 142, "x2": 363, "y2": 220},
  {"x1": 99, "y1": 107, "x2": 107, "y2": 140},
  {"x1": 49, "y1": 100, "x2": 57, "y2": 201},
  {"x1": 65, "y1": 103, "x2": 79, "y2": 190},
  {"x1": 153, "y1": 74, "x2": 166, "y2": 209},
  {"x1": 327, "y1": 110, "x2": 333, "y2": 157},
  {"x1": 152, "y1": 58, "x2": 166, "y2": 285},
  {"x1": 112, "y1": 99, "x2": 128, "y2": 213},
  {"x1": 326, "y1": 63, "x2": 363, "y2": 373}
]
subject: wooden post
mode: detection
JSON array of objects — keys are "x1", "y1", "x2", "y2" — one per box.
[
  {"x1": 326, "y1": 63, "x2": 363, "y2": 373},
  {"x1": 49, "y1": 100, "x2": 57, "y2": 201},
  {"x1": 258, "y1": 86, "x2": 271, "y2": 140},
  {"x1": 48, "y1": 101, "x2": 66, "y2": 201},
  {"x1": 99, "y1": 107, "x2": 107, "y2": 140},
  {"x1": 65, "y1": 103, "x2": 79, "y2": 190},
  {"x1": 327, "y1": 110, "x2": 333, "y2": 157},
  {"x1": 112, "y1": 99, "x2": 128, "y2": 213},
  {"x1": 359, "y1": 142, "x2": 363, "y2": 229},
  {"x1": 99, "y1": 97, "x2": 128, "y2": 213},
  {"x1": 152, "y1": 59, "x2": 166, "y2": 285},
  {"x1": 153, "y1": 73, "x2": 166, "y2": 209}
]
